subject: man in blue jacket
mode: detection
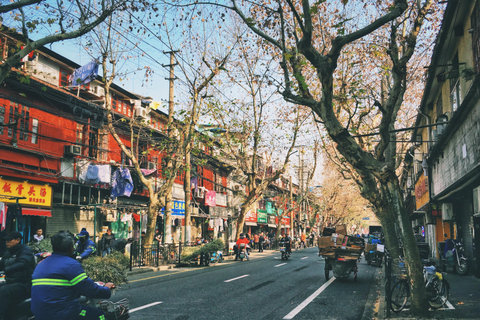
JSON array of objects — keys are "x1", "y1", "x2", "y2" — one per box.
[
  {"x1": 75, "y1": 228, "x2": 97, "y2": 260},
  {"x1": 31, "y1": 230, "x2": 114, "y2": 320}
]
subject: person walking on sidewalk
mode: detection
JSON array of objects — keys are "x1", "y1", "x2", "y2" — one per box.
[
  {"x1": 259, "y1": 232, "x2": 265, "y2": 252},
  {"x1": 300, "y1": 233, "x2": 306, "y2": 249},
  {"x1": 253, "y1": 233, "x2": 259, "y2": 250}
]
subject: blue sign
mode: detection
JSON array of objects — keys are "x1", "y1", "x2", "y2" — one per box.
[
  {"x1": 160, "y1": 200, "x2": 185, "y2": 216},
  {"x1": 362, "y1": 217, "x2": 370, "y2": 220}
]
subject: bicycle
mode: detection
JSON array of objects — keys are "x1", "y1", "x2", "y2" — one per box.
[{"x1": 390, "y1": 260, "x2": 449, "y2": 312}]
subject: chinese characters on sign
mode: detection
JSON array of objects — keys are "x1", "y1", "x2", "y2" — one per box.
[{"x1": 0, "y1": 178, "x2": 52, "y2": 207}]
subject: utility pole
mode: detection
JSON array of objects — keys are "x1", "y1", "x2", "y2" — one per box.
[{"x1": 163, "y1": 50, "x2": 179, "y2": 244}]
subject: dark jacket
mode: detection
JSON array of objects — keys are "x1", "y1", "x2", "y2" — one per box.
[
  {"x1": 75, "y1": 238, "x2": 96, "y2": 259},
  {"x1": 31, "y1": 252, "x2": 111, "y2": 320},
  {"x1": 0, "y1": 243, "x2": 35, "y2": 285},
  {"x1": 100, "y1": 233, "x2": 115, "y2": 251}
]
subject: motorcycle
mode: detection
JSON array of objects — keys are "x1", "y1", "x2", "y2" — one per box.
[
  {"x1": 444, "y1": 239, "x2": 468, "y2": 275},
  {"x1": 1, "y1": 271, "x2": 34, "y2": 320},
  {"x1": 279, "y1": 241, "x2": 291, "y2": 260},
  {"x1": 365, "y1": 244, "x2": 384, "y2": 267},
  {"x1": 80, "y1": 282, "x2": 129, "y2": 320},
  {"x1": 238, "y1": 243, "x2": 248, "y2": 261}
]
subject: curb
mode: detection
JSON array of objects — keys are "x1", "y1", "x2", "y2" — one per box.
[{"x1": 362, "y1": 266, "x2": 384, "y2": 320}]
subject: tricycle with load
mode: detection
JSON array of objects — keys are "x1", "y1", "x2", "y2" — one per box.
[{"x1": 318, "y1": 230, "x2": 364, "y2": 281}]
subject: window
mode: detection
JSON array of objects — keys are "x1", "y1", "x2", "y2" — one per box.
[
  {"x1": 60, "y1": 68, "x2": 70, "y2": 87},
  {"x1": 0, "y1": 105, "x2": 5, "y2": 135},
  {"x1": 98, "y1": 127, "x2": 109, "y2": 161},
  {"x1": 76, "y1": 124, "x2": 84, "y2": 145},
  {"x1": 19, "y1": 107, "x2": 29, "y2": 141},
  {"x1": 31, "y1": 119, "x2": 38, "y2": 144},
  {"x1": 112, "y1": 96, "x2": 117, "y2": 111},
  {"x1": 88, "y1": 130, "x2": 97, "y2": 159},
  {"x1": 449, "y1": 53, "x2": 461, "y2": 112}
]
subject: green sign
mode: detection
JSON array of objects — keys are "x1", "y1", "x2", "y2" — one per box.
[
  {"x1": 266, "y1": 201, "x2": 273, "y2": 214},
  {"x1": 257, "y1": 210, "x2": 267, "y2": 223}
]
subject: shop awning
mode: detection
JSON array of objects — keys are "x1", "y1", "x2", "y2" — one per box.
[
  {"x1": 22, "y1": 208, "x2": 52, "y2": 217},
  {"x1": 268, "y1": 224, "x2": 276, "y2": 228},
  {"x1": 245, "y1": 222, "x2": 257, "y2": 226}
]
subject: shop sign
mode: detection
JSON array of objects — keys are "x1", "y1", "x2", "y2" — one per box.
[
  {"x1": 415, "y1": 175, "x2": 429, "y2": 210},
  {"x1": 209, "y1": 206, "x2": 229, "y2": 217},
  {"x1": 268, "y1": 215, "x2": 276, "y2": 225},
  {"x1": 172, "y1": 200, "x2": 185, "y2": 216},
  {"x1": 257, "y1": 210, "x2": 267, "y2": 223},
  {"x1": 0, "y1": 177, "x2": 52, "y2": 207},
  {"x1": 266, "y1": 201, "x2": 273, "y2": 214},
  {"x1": 216, "y1": 193, "x2": 227, "y2": 206},
  {"x1": 172, "y1": 184, "x2": 185, "y2": 200},
  {"x1": 245, "y1": 209, "x2": 257, "y2": 222}
]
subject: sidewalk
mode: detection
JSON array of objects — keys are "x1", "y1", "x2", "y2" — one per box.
[
  {"x1": 126, "y1": 248, "x2": 278, "y2": 276},
  {"x1": 369, "y1": 266, "x2": 480, "y2": 320}
]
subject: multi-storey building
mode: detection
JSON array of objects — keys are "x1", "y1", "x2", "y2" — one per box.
[
  {"x1": 0, "y1": 28, "x2": 231, "y2": 252},
  {"x1": 410, "y1": 0, "x2": 480, "y2": 275}
]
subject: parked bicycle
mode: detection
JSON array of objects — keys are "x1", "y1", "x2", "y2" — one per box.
[{"x1": 390, "y1": 258, "x2": 449, "y2": 312}]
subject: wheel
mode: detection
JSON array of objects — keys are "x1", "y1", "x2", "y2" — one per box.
[
  {"x1": 354, "y1": 264, "x2": 358, "y2": 282},
  {"x1": 390, "y1": 279, "x2": 409, "y2": 312},
  {"x1": 427, "y1": 278, "x2": 449, "y2": 309},
  {"x1": 325, "y1": 267, "x2": 330, "y2": 280},
  {"x1": 366, "y1": 254, "x2": 372, "y2": 265},
  {"x1": 455, "y1": 259, "x2": 468, "y2": 275}
]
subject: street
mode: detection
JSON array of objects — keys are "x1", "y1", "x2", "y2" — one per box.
[{"x1": 111, "y1": 248, "x2": 378, "y2": 320}]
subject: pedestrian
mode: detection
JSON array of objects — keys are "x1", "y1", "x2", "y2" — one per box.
[
  {"x1": 0, "y1": 231, "x2": 36, "y2": 319},
  {"x1": 300, "y1": 233, "x2": 306, "y2": 249},
  {"x1": 259, "y1": 232, "x2": 265, "y2": 252},
  {"x1": 253, "y1": 233, "x2": 259, "y2": 250},
  {"x1": 100, "y1": 228, "x2": 115, "y2": 257},
  {"x1": 75, "y1": 228, "x2": 96, "y2": 260},
  {"x1": 33, "y1": 228, "x2": 44, "y2": 242}
]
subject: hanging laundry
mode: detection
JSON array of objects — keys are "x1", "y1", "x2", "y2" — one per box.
[
  {"x1": 0, "y1": 202, "x2": 6, "y2": 231},
  {"x1": 77, "y1": 159, "x2": 90, "y2": 183},
  {"x1": 111, "y1": 167, "x2": 134, "y2": 198},
  {"x1": 209, "y1": 219, "x2": 215, "y2": 229},
  {"x1": 85, "y1": 164, "x2": 100, "y2": 184},
  {"x1": 205, "y1": 190, "x2": 216, "y2": 206},
  {"x1": 140, "y1": 168, "x2": 157, "y2": 177},
  {"x1": 97, "y1": 165, "x2": 112, "y2": 184}
]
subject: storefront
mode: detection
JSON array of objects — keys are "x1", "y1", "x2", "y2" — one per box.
[{"x1": 0, "y1": 177, "x2": 52, "y2": 243}]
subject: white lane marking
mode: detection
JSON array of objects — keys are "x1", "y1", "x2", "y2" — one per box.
[
  {"x1": 283, "y1": 277, "x2": 336, "y2": 319},
  {"x1": 301, "y1": 257, "x2": 308, "y2": 260},
  {"x1": 130, "y1": 301, "x2": 163, "y2": 313},
  {"x1": 224, "y1": 274, "x2": 250, "y2": 282},
  {"x1": 445, "y1": 300, "x2": 455, "y2": 310},
  {"x1": 275, "y1": 263, "x2": 287, "y2": 267}
]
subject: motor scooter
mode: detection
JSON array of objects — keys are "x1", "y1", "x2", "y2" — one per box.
[
  {"x1": 0, "y1": 271, "x2": 34, "y2": 320},
  {"x1": 444, "y1": 239, "x2": 468, "y2": 275},
  {"x1": 238, "y1": 243, "x2": 248, "y2": 261},
  {"x1": 280, "y1": 246, "x2": 291, "y2": 260}
]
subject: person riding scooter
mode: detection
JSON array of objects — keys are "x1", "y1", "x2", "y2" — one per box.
[
  {"x1": 280, "y1": 233, "x2": 292, "y2": 254},
  {"x1": 75, "y1": 228, "x2": 97, "y2": 260},
  {"x1": 0, "y1": 231, "x2": 36, "y2": 319},
  {"x1": 31, "y1": 230, "x2": 114, "y2": 320},
  {"x1": 235, "y1": 233, "x2": 250, "y2": 261}
]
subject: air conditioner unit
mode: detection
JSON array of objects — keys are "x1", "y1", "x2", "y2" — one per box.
[
  {"x1": 442, "y1": 203, "x2": 454, "y2": 220},
  {"x1": 148, "y1": 162, "x2": 156, "y2": 170},
  {"x1": 135, "y1": 106, "x2": 148, "y2": 118},
  {"x1": 194, "y1": 189, "x2": 204, "y2": 198},
  {"x1": 64, "y1": 145, "x2": 81, "y2": 156},
  {"x1": 89, "y1": 85, "x2": 105, "y2": 98}
]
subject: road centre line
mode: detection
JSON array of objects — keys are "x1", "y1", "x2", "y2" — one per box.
[
  {"x1": 444, "y1": 300, "x2": 455, "y2": 310},
  {"x1": 130, "y1": 301, "x2": 163, "y2": 313},
  {"x1": 283, "y1": 277, "x2": 336, "y2": 319},
  {"x1": 275, "y1": 263, "x2": 287, "y2": 267},
  {"x1": 301, "y1": 257, "x2": 308, "y2": 260},
  {"x1": 224, "y1": 274, "x2": 250, "y2": 282}
]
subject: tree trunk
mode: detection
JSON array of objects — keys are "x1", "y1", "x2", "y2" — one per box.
[
  {"x1": 383, "y1": 178, "x2": 429, "y2": 317},
  {"x1": 165, "y1": 190, "x2": 173, "y2": 244},
  {"x1": 184, "y1": 151, "x2": 192, "y2": 244}
]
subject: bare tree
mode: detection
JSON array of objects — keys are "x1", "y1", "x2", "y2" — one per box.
[{"x1": 0, "y1": 0, "x2": 137, "y2": 84}]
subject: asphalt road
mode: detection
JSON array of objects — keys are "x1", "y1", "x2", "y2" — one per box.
[{"x1": 111, "y1": 247, "x2": 379, "y2": 320}]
